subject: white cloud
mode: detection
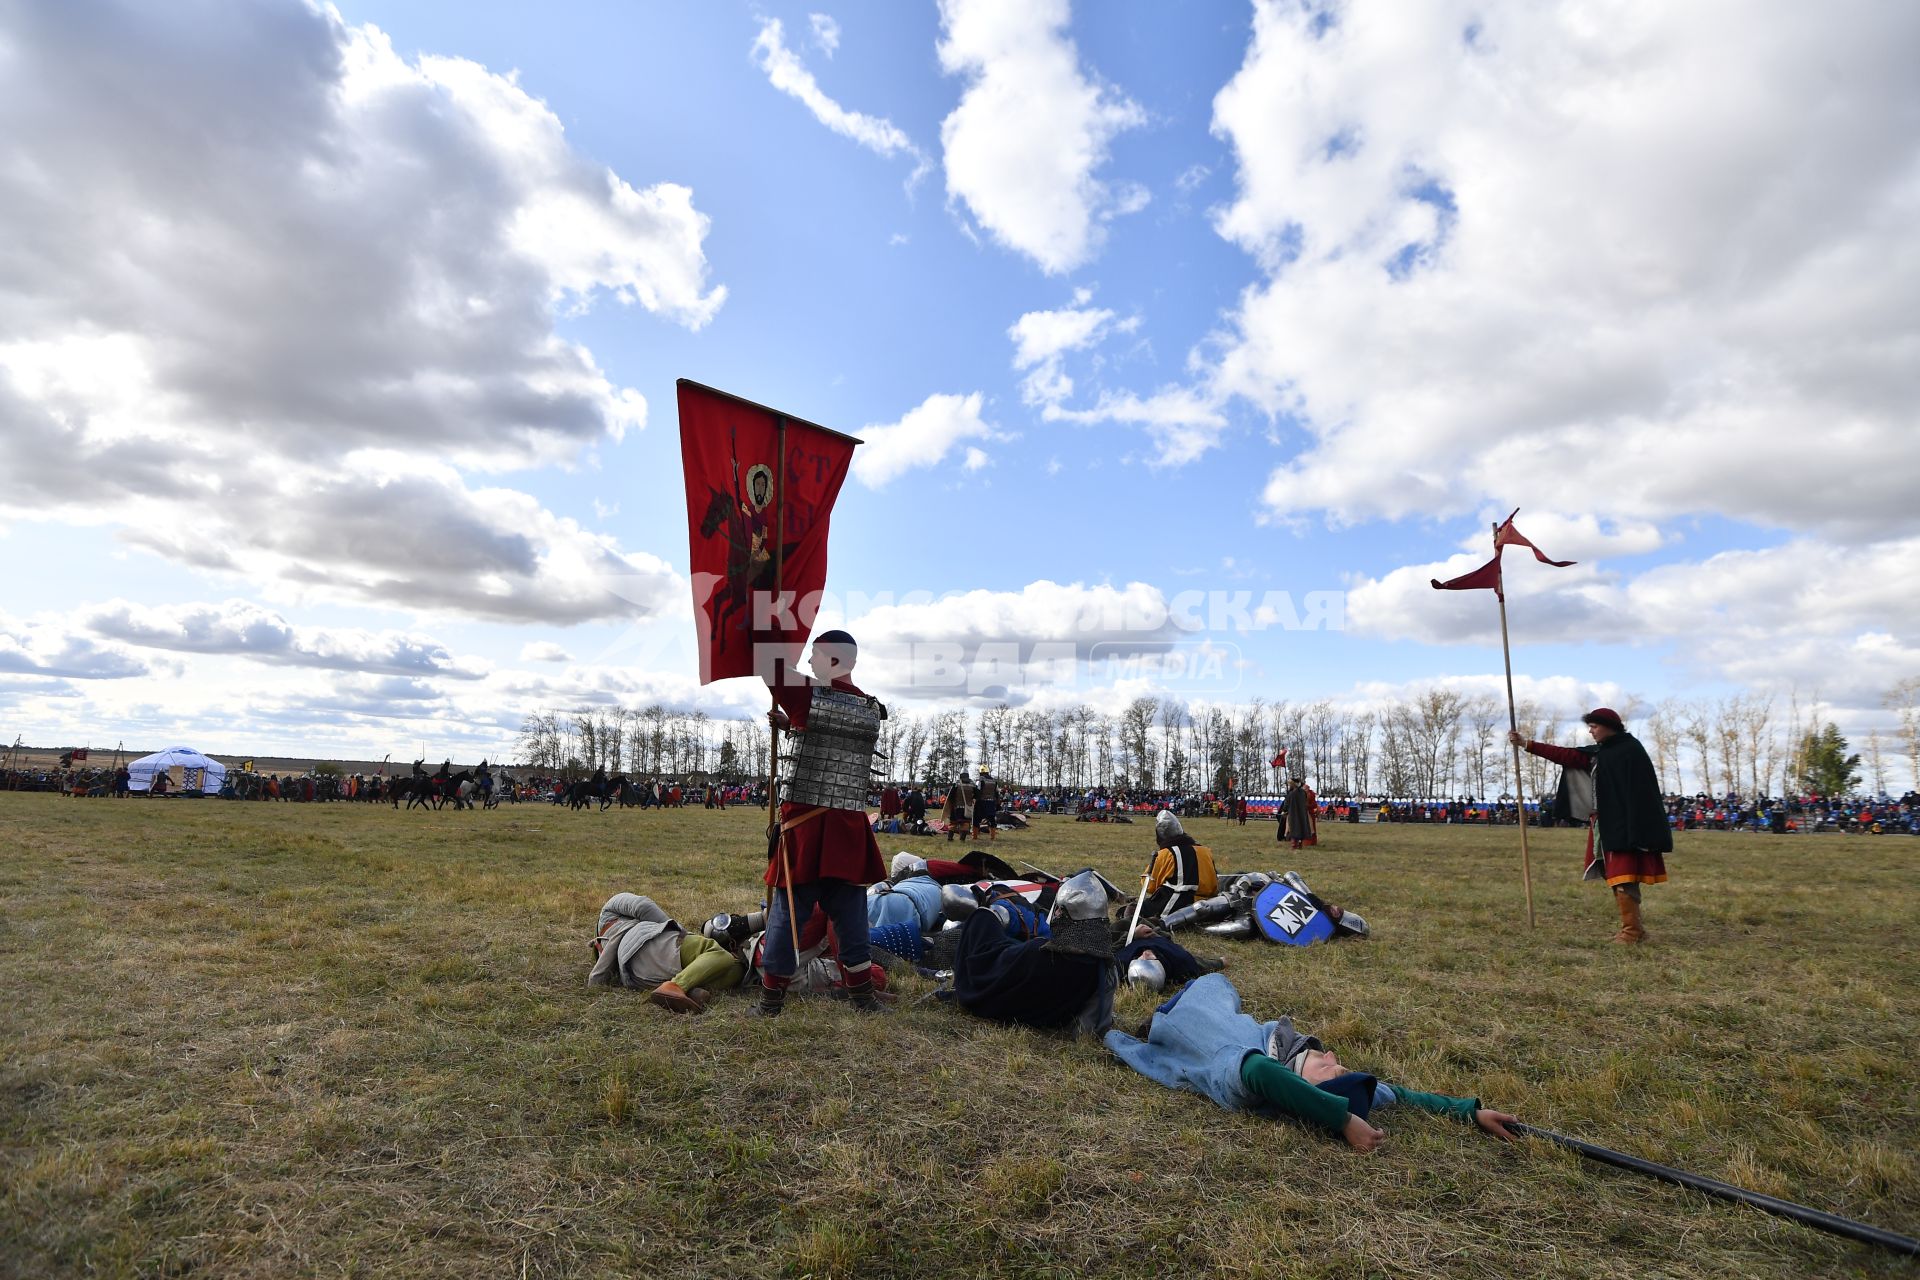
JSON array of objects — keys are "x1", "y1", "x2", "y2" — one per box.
[
  {"x1": 1010, "y1": 307, "x2": 1117, "y2": 370},
  {"x1": 14, "y1": 437, "x2": 683, "y2": 624},
  {"x1": 1348, "y1": 534, "x2": 1920, "y2": 707},
  {"x1": 1212, "y1": 0, "x2": 1920, "y2": 537},
  {"x1": 82, "y1": 599, "x2": 490, "y2": 679},
  {"x1": 1008, "y1": 302, "x2": 1142, "y2": 408},
  {"x1": 0, "y1": 2, "x2": 706, "y2": 624},
  {"x1": 937, "y1": 0, "x2": 1147, "y2": 273},
  {"x1": 809, "y1": 13, "x2": 841, "y2": 57},
  {"x1": 0, "y1": 610, "x2": 147, "y2": 680},
  {"x1": 1339, "y1": 672, "x2": 1628, "y2": 722},
  {"x1": 819, "y1": 579, "x2": 1186, "y2": 703},
  {"x1": 1045, "y1": 385, "x2": 1228, "y2": 466},
  {"x1": 752, "y1": 18, "x2": 928, "y2": 184},
  {"x1": 1055, "y1": 1, "x2": 1920, "y2": 536},
  {"x1": 519, "y1": 641, "x2": 574, "y2": 664},
  {"x1": 851, "y1": 392, "x2": 1007, "y2": 488}
]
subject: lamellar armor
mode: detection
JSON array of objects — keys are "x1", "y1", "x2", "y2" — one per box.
[{"x1": 782, "y1": 686, "x2": 881, "y2": 811}]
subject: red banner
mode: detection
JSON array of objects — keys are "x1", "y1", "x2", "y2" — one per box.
[
  {"x1": 1430, "y1": 553, "x2": 1503, "y2": 597},
  {"x1": 1493, "y1": 509, "x2": 1574, "y2": 567},
  {"x1": 1430, "y1": 510, "x2": 1574, "y2": 600},
  {"x1": 677, "y1": 380, "x2": 858, "y2": 685}
]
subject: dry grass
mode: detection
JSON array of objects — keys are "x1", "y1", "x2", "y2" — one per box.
[{"x1": 1, "y1": 795, "x2": 1915, "y2": 1278}]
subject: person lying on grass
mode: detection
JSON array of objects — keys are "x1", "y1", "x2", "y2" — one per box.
[
  {"x1": 588, "y1": 893, "x2": 745, "y2": 1014},
  {"x1": 1105, "y1": 974, "x2": 1518, "y2": 1152}
]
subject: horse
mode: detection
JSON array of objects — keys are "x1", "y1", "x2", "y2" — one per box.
[{"x1": 565, "y1": 777, "x2": 602, "y2": 811}]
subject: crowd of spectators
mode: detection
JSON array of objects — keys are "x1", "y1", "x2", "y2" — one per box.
[{"x1": 10, "y1": 760, "x2": 1916, "y2": 835}]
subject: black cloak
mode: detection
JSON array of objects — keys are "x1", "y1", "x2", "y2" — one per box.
[{"x1": 1592, "y1": 731, "x2": 1672, "y2": 855}]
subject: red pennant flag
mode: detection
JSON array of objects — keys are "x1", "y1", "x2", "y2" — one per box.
[
  {"x1": 1494, "y1": 509, "x2": 1574, "y2": 567},
  {"x1": 677, "y1": 380, "x2": 859, "y2": 685},
  {"x1": 1269, "y1": 749, "x2": 1287, "y2": 769},
  {"x1": 1430, "y1": 509, "x2": 1575, "y2": 599},
  {"x1": 1430, "y1": 554, "x2": 1504, "y2": 597}
]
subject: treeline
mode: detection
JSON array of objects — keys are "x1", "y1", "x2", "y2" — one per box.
[{"x1": 516, "y1": 679, "x2": 1920, "y2": 799}]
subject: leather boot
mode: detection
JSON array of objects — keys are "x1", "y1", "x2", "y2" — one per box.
[
  {"x1": 1610, "y1": 890, "x2": 1646, "y2": 944},
  {"x1": 842, "y1": 971, "x2": 891, "y2": 1014},
  {"x1": 745, "y1": 982, "x2": 787, "y2": 1018},
  {"x1": 648, "y1": 981, "x2": 706, "y2": 1014}
]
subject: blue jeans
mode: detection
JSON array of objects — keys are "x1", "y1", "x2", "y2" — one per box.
[{"x1": 760, "y1": 879, "x2": 871, "y2": 980}]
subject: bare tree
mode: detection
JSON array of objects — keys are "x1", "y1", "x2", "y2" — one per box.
[
  {"x1": 1644, "y1": 700, "x2": 1681, "y2": 793},
  {"x1": 898, "y1": 713, "x2": 929, "y2": 785},
  {"x1": 1865, "y1": 728, "x2": 1889, "y2": 796},
  {"x1": 1679, "y1": 701, "x2": 1714, "y2": 797},
  {"x1": 1887, "y1": 678, "x2": 1920, "y2": 790},
  {"x1": 1159, "y1": 699, "x2": 1191, "y2": 791},
  {"x1": 1713, "y1": 695, "x2": 1745, "y2": 800},
  {"x1": 1463, "y1": 694, "x2": 1502, "y2": 800},
  {"x1": 1404, "y1": 688, "x2": 1466, "y2": 798},
  {"x1": 1737, "y1": 695, "x2": 1776, "y2": 797},
  {"x1": 1346, "y1": 710, "x2": 1375, "y2": 797}
]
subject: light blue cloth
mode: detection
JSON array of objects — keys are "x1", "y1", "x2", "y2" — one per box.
[
  {"x1": 1104, "y1": 974, "x2": 1401, "y2": 1117},
  {"x1": 1104, "y1": 973, "x2": 1287, "y2": 1113},
  {"x1": 867, "y1": 875, "x2": 945, "y2": 931}
]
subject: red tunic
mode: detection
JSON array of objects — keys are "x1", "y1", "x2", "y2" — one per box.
[
  {"x1": 1524, "y1": 740, "x2": 1669, "y2": 887},
  {"x1": 766, "y1": 677, "x2": 885, "y2": 889}
]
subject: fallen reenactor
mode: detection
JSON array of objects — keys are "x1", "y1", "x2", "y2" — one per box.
[
  {"x1": 702, "y1": 903, "x2": 895, "y2": 1004},
  {"x1": 588, "y1": 893, "x2": 745, "y2": 1014},
  {"x1": 866, "y1": 853, "x2": 1029, "y2": 937},
  {"x1": 938, "y1": 868, "x2": 1120, "y2": 1037},
  {"x1": 1105, "y1": 974, "x2": 1518, "y2": 1152},
  {"x1": 862, "y1": 857, "x2": 1069, "y2": 973},
  {"x1": 934, "y1": 870, "x2": 1227, "y2": 1030},
  {"x1": 1115, "y1": 933, "x2": 1226, "y2": 992},
  {"x1": 885, "y1": 850, "x2": 1023, "y2": 883},
  {"x1": 1158, "y1": 871, "x2": 1369, "y2": 946},
  {"x1": 867, "y1": 871, "x2": 947, "y2": 933}
]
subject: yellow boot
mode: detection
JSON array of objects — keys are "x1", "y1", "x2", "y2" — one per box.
[{"x1": 1610, "y1": 889, "x2": 1646, "y2": 944}]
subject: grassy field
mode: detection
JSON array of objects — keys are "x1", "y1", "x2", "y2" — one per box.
[{"x1": 2, "y1": 795, "x2": 1915, "y2": 1279}]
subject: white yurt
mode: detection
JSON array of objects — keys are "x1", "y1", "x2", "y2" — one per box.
[{"x1": 126, "y1": 746, "x2": 228, "y2": 794}]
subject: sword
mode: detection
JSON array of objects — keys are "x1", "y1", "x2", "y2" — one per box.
[{"x1": 1123, "y1": 869, "x2": 1153, "y2": 941}]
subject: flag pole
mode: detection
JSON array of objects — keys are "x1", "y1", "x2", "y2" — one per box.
[
  {"x1": 766, "y1": 415, "x2": 803, "y2": 968},
  {"x1": 1494, "y1": 523, "x2": 1537, "y2": 928}
]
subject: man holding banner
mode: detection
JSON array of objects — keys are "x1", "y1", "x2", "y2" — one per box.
[
  {"x1": 677, "y1": 380, "x2": 886, "y2": 1015},
  {"x1": 754, "y1": 630, "x2": 889, "y2": 1015},
  {"x1": 1511, "y1": 709, "x2": 1670, "y2": 944}
]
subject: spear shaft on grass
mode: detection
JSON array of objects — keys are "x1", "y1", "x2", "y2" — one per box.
[{"x1": 1512, "y1": 1122, "x2": 1919, "y2": 1257}]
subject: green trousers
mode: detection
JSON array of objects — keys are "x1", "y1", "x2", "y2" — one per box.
[{"x1": 672, "y1": 934, "x2": 744, "y2": 993}]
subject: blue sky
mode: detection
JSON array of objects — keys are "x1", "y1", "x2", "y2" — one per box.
[{"x1": 1, "y1": 0, "x2": 1915, "y2": 771}]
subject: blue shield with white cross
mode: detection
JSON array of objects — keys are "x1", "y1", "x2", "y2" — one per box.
[{"x1": 1253, "y1": 882, "x2": 1334, "y2": 946}]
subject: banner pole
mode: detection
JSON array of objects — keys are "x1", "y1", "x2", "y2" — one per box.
[
  {"x1": 766, "y1": 415, "x2": 802, "y2": 969},
  {"x1": 1494, "y1": 525, "x2": 1537, "y2": 929}
]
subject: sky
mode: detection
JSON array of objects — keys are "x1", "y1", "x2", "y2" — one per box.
[{"x1": 0, "y1": 0, "x2": 1916, "y2": 769}]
